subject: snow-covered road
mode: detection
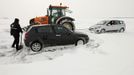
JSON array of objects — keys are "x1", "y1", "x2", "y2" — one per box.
[{"x1": 0, "y1": 18, "x2": 134, "y2": 75}]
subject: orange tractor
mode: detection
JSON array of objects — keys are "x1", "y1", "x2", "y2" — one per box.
[{"x1": 28, "y1": 3, "x2": 75, "y2": 31}]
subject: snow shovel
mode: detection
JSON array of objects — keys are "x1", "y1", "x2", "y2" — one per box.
[{"x1": 19, "y1": 33, "x2": 23, "y2": 49}]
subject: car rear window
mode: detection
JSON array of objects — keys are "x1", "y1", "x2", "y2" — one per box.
[{"x1": 37, "y1": 26, "x2": 53, "y2": 33}]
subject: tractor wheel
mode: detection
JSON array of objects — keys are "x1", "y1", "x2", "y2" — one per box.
[{"x1": 62, "y1": 22, "x2": 75, "y2": 31}]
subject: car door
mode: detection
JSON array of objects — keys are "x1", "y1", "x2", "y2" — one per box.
[
  {"x1": 111, "y1": 20, "x2": 118, "y2": 30},
  {"x1": 106, "y1": 21, "x2": 115, "y2": 31},
  {"x1": 53, "y1": 26, "x2": 74, "y2": 45},
  {"x1": 115, "y1": 21, "x2": 121, "y2": 30},
  {"x1": 37, "y1": 26, "x2": 56, "y2": 46}
]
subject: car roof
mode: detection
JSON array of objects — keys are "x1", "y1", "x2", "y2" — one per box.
[
  {"x1": 27, "y1": 24, "x2": 63, "y2": 32},
  {"x1": 103, "y1": 20, "x2": 124, "y2": 22},
  {"x1": 31, "y1": 24, "x2": 62, "y2": 27},
  {"x1": 31, "y1": 24, "x2": 50, "y2": 27}
]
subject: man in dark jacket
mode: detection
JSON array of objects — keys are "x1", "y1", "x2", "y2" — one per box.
[{"x1": 10, "y1": 18, "x2": 23, "y2": 51}]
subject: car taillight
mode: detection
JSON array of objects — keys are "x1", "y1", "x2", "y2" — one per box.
[{"x1": 25, "y1": 32, "x2": 29, "y2": 40}]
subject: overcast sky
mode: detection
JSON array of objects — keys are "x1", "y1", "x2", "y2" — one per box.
[{"x1": 0, "y1": 0, "x2": 134, "y2": 19}]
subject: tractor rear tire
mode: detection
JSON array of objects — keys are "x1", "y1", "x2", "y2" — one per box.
[{"x1": 62, "y1": 22, "x2": 75, "y2": 31}]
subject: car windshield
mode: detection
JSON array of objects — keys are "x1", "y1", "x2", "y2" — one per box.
[{"x1": 96, "y1": 21, "x2": 107, "y2": 25}]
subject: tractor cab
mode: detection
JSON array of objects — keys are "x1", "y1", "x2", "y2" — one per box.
[{"x1": 47, "y1": 5, "x2": 68, "y2": 24}]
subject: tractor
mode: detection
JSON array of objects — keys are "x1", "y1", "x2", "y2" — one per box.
[{"x1": 29, "y1": 3, "x2": 75, "y2": 31}]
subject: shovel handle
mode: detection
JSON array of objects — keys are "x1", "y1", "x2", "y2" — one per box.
[{"x1": 20, "y1": 33, "x2": 23, "y2": 45}]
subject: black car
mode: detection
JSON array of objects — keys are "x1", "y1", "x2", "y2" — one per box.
[{"x1": 24, "y1": 24, "x2": 89, "y2": 52}]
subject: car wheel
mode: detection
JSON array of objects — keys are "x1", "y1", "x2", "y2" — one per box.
[
  {"x1": 100, "y1": 29, "x2": 105, "y2": 33},
  {"x1": 30, "y1": 42, "x2": 42, "y2": 52},
  {"x1": 119, "y1": 28, "x2": 125, "y2": 32},
  {"x1": 76, "y1": 40, "x2": 84, "y2": 46}
]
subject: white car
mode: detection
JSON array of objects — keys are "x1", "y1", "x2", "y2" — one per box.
[{"x1": 89, "y1": 20, "x2": 126, "y2": 33}]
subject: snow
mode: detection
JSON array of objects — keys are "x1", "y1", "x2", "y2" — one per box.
[{"x1": 0, "y1": 17, "x2": 134, "y2": 75}]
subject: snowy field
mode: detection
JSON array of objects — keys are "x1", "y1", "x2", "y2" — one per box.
[{"x1": 0, "y1": 18, "x2": 134, "y2": 75}]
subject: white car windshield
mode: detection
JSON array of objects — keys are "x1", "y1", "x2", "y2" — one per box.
[{"x1": 96, "y1": 21, "x2": 107, "y2": 25}]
